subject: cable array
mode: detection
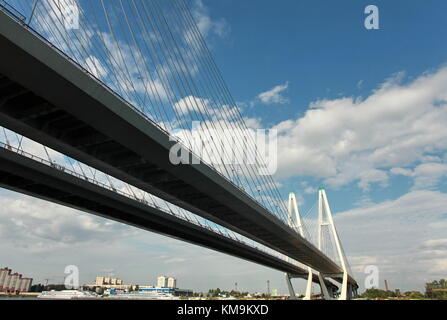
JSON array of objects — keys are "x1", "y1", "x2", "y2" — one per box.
[{"x1": 7, "y1": 0, "x2": 290, "y2": 224}]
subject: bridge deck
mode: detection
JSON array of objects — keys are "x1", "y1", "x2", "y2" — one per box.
[
  {"x1": 0, "y1": 10, "x2": 355, "y2": 285},
  {"x1": 0, "y1": 144, "x2": 338, "y2": 288}
]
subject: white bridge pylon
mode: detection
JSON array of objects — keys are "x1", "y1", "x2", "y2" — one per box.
[
  {"x1": 285, "y1": 189, "x2": 353, "y2": 300},
  {"x1": 285, "y1": 192, "x2": 313, "y2": 300}
]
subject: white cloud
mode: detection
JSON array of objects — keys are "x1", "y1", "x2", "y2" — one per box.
[
  {"x1": 258, "y1": 82, "x2": 290, "y2": 105},
  {"x1": 421, "y1": 238, "x2": 447, "y2": 250},
  {"x1": 192, "y1": 0, "x2": 230, "y2": 38},
  {"x1": 273, "y1": 66, "x2": 447, "y2": 193},
  {"x1": 392, "y1": 162, "x2": 447, "y2": 190},
  {"x1": 83, "y1": 56, "x2": 107, "y2": 79},
  {"x1": 304, "y1": 186, "x2": 317, "y2": 195},
  {"x1": 357, "y1": 169, "x2": 389, "y2": 192},
  {"x1": 173, "y1": 96, "x2": 241, "y2": 123},
  {"x1": 0, "y1": 192, "x2": 137, "y2": 254},
  {"x1": 243, "y1": 117, "x2": 263, "y2": 129},
  {"x1": 40, "y1": 0, "x2": 80, "y2": 32},
  {"x1": 164, "y1": 257, "x2": 188, "y2": 264},
  {"x1": 335, "y1": 190, "x2": 447, "y2": 291},
  {"x1": 173, "y1": 95, "x2": 211, "y2": 116}
]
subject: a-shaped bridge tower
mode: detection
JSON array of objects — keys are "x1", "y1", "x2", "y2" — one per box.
[{"x1": 286, "y1": 190, "x2": 358, "y2": 300}]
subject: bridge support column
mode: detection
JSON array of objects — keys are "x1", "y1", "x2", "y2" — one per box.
[
  {"x1": 318, "y1": 273, "x2": 332, "y2": 300},
  {"x1": 355, "y1": 285, "x2": 359, "y2": 298},
  {"x1": 286, "y1": 193, "x2": 314, "y2": 300},
  {"x1": 339, "y1": 271, "x2": 349, "y2": 300},
  {"x1": 285, "y1": 273, "x2": 297, "y2": 300},
  {"x1": 345, "y1": 282, "x2": 357, "y2": 300},
  {"x1": 285, "y1": 268, "x2": 313, "y2": 300},
  {"x1": 304, "y1": 268, "x2": 313, "y2": 300},
  {"x1": 318, "y1": 188, "x2": 354, "y2": 300}
]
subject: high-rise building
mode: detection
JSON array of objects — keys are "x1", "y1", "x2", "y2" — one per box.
[
  {"x1": 14, "y1": 274, "x2": 23, "y2": 291},
  {"x1": 19, "y1": 278, "x2": 30, "y2": 292},
  {"x1": 167, "y1": 277, "x2": 177, "y2": 289},
  {"x1": 95, "y1": 276, "x2": 105, "y2": 286},
  {"x1": 0, "y1": 268, "x2": 33, "y2": 292},
  {"x1": 7, "y1": 273, "x2": 19, "y2": 291},
  {"x1": 0, "y1": 268, "x2": 11, "y2": 290},
  {"x1": 95, "y1": 276, "x2": 123, "y2": 286},
  {"x1": 157, "y1": 276, "x2": 168, "y2": 288},
  {"x1": 88, "y1": 276, "x2": 130, "y2": 290},
  {"x1": 156, "y1": 276, "x2": 176, "y2": 288},
  {"x1": 2, "y1": 273, "x2": 12, "y2": 291}
]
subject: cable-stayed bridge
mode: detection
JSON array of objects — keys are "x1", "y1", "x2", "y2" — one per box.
[{"x1": 0, "y1": 0, "x2": 357, "y2": 299}]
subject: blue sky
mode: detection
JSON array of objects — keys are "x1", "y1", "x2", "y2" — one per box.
[
  {"x1": 212, "y1": 0, "x2": 447, "y2": 108},
  {"x1": 206, "y1": 0, "x2": 447, "y2": 211},
  {"x1": 1, "y1": 0, "x2": 447, "y2": 294}
]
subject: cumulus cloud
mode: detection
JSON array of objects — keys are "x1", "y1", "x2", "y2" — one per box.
[
  {"x1": 335, "y1": 190, "x2": 447, "y2": 291},
  {"x1": 273, "y1": 66, "x2": 447, "y2": 193},
  {"x1": 243, "y1": 117, "x2": 263, "y2": 129},
  {"x1": 357, "y1": 169, "x2": 389, "y2": 192},
  {"x1": 0, "y1": 192, "x2": 137, "y2": 254},
  {"x1": 258, "y1": 82, "x2": 290, "y2": 105},
  {"x1": 192, "y1": 0, "x2": 230, "y2": 38},
  {"x1": 392, "y1": 163, "x2": 447, "y2": 190},
  {"x1": 83, "y1": 56, "x2": 107, "y2": 79},
  {"x1": 421, "y1": 239, "x2": 447, "y2": 251},
  {"x1": 304, "y1": 186, "x2": 317, "y2": 195},
  {"x1": 173, "y1": 96, "x2": 240, "y2": 122}
]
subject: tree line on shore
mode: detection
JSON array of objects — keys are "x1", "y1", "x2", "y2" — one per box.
[{"x1": 361, "y1": 279, "x2": 447, "y2": 300}]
